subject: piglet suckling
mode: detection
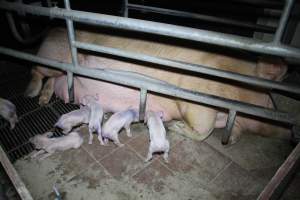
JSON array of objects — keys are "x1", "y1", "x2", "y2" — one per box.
[
  {"x1": 102, "y1": 109, "x2": 139, "y2": 147},
  {"x1": 0, "y1": 97, "x2": 18, "y2": 129},
  {"x1": 81, "y1": 94, "x2": 104, "y2": 145},
  {"x1": 29, "y1": 131, "x2": 83, "y2": 160},
  {"x1": 145, "y1": 111, "x2": 170, "y2": 163},
  {"x1": 54, "y1": 106, "x2": 90, "y2": 134}
]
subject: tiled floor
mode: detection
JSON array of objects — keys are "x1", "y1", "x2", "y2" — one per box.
[{"x1": 13, "y1": 121, "x2": 299, "y2": 200}]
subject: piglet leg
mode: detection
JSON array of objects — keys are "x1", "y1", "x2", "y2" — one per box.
[
  {"x1": 124, "y1": 123, "x2": 132, "y2": 137},
  {"x1": 112, "y1": 134, "x2": 124, "y2": 147},
  {"x1": 30, "y1": 150, "x2": 45, "y2": 159},
  {"x1": 97, "y1": 129, "x2": 105, "y2": 146},
  {"x1": 38, "y1": 152, "x2": 54, "y2": 160},
  {"x1": 163, "y1": 141, "x2": 170, "y2": 163},
  {"x1": 145, "y1": 145, "x2": 153, "y2": 162},
  {"x1": 88, "y1": 127, "x2": 94, "y2": 145}
]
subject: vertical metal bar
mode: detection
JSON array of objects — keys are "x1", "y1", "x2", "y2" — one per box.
[
  {"x1": 222, "y1": 110, "x2": 237, "y2": 145},
  {"x1": 139, "y1": 88, "x2": 147, "y2": 121},
  {"x1": 124, "y1": 0, "x2": 128, "y2": 17},
  {"x1": 273, "y1": 0, "x2": 294, "y2": 43},
  {"x1": 64, "y1": 0, "x2": 77, "y2": 103}
]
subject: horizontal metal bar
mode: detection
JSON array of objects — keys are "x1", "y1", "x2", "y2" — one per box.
[
  {"x1": 257, "y1": 142, "x2": 300, "y2": 200},
  {"x1": 0, "y1": 46, "x2": 296, "y2": 126},
  {"x1": 74, "y1": 41, "x2": 300, "y2": 95},
  {"x1": 1, "y1": 1, "x2": 300, "y2": 62},
  {"x1": 127, "y1": 4, "x2": 276, "y2": 33},
  {"x1": 0, "y1": 145, "x2": 33, "y2": 200},
  {"x1": 273, "y1": 0, "x2": 294, "y2": 43},
  {"x1": 227, "y1": 0, "x2": 283, "y2": 8}
]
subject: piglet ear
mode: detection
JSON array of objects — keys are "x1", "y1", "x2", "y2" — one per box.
[{"x1": 256, "y1": 57, "x2": 287, "y2": 81}]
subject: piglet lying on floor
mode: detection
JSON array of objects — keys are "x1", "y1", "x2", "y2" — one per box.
[
  {"x1": 54, "y1": 106, "x2": 90, "y2": 134},
  {"x1": 102, "y1": 109, "x2": 139, "y2": 147},
  {"x1": 145, "y1": 111, "x2": 170, "y2": 163},
  {"x1": 0, "y1": 97, "x2": 18, "y2": 129},
  {"x1": 81, "y1": 94, "x2": 104, "y2": 145},
  {"x1": 29, "y1": 131, "x2": 83, "y2": 160}
]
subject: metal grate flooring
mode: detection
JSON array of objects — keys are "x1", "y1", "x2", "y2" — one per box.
[{"x1": 0, "y1": 61, "x2": 79, "y2": 162}]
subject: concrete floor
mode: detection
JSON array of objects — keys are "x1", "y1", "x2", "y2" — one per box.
[{"x1": 13, "y1": 120, "x2": 298, "y2": 200}]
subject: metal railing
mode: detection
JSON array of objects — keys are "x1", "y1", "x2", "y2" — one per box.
[{"x1": 0, "y1": 0, "x2": 299, "y2": 147}]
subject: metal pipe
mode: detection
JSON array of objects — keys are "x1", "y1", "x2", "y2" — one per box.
[
  {"x1": 64, "y1": 0, "x2": 77, "y2": 102},
  {"x1": 74, "y1": 41, "x2": 300, "y2": 95},
  {"x1": 222, "y1": 110, "x2": 237, "y2": 145},
  {"x1": 1, "y1": 1, "x2": 300, "y2": 61},
  {"x1": 139, "y1": 88, "x2": 147, "y2": 121},
  {"x1": 0, "y1": 46, "x2": 296, "y2": 126},
  {"x1": 0, "y1": 145, "x2": 33, "y2": 200},
  {"x1": 273, "y1": 0, "x2": 294, "y2": 43},
  {"x1": 127, "y1": 4, "x2": 276, "y2": 33},
  {"x1": 227, "y1": 0, "x2": 283, "y2": 8},
  {"x1": 123, "y1": 0, "x2": 128, "y2": 17}
]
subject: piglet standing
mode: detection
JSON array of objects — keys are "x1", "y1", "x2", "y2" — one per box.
[
  {"x1": 145, "y1": 111, "x2": 170, "y2": 163},
  {"x1": 54, "y1": 106, "x2": 90, "y2": 134},
  {"x1": 0, "y1": 97, "x2": 18, "y2": 129},
  {"x1": 81, "y1": 94, "x2": 104, "y2": 145},
  {"x1": 102, "y1": 109, "x2": 139, "y2": 147},
  {"x1": 29, "y1": 131, "x2": 83, "y2": 160}
]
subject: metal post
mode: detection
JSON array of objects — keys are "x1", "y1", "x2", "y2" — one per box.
[
  {"x1": 139, "y1": 88, "x2": 147, "y2": 121},
  {"x1": 273, "y1": 0, "x2": 294, "y2": 43},
  {"x1": 123, "y1": 0, "x2": 128, "y2": 17},
  {"x1": 64, "y1": 0, "x2": 77, "y2": 103},
  {"x1": 222, "y1": 110, "x2": 237, "y2": 145}
]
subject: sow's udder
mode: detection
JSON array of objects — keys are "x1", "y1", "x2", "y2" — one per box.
[{"x1": 54, "y1": 75, "x2": 180, "y2": 121}]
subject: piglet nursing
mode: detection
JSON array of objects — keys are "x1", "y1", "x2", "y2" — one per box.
[
  {"x1": 54, "y1": 106, "x2": 90, "y2": 134},
  {"x1": 145, "y1": 111, "x2": 170, "y2": 163},
  {"x1": 0, "y1": 97, "x2": 18, "y2": 129},
  {"x1": 81, "y1": 95, "x2": 104, "y2": 145},
  {"x1": 102, "y1": 109, "x2": 139, "y2": 147},
  {"x1": 29, "y1": 131, "x2": 83, "y2": 160}
]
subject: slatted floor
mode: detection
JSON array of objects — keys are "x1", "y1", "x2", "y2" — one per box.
[{"x1": 0, "y1": 61, "x2": 79, "y2": 162}]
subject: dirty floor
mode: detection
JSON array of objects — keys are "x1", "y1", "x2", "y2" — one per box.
[{"x1": 13, "y1": 120, "x2": 299, "y2": 200}]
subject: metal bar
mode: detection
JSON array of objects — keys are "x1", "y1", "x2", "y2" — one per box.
[
  {"x1": 0, "y1": 145, "x2": 33, "y2": 200},
  {"x1": 64, "y1": 0, "x2": 76, "y2": 103},
  {"x1": 139, "y1": 88, "x2": 147, "y2": 121},
  {"x1": 74, "y1": 41, "x2": 300, "y2": 95},
  {"x1": 0, "y1": 46, "x2": 296, "y2": 126},
  {"x1": 257, "y1": 142, "x2": 300, "y2": 200},
  {"x1": 123, "y1": 0, "x2": 128, "y2": 17},
  {"x1": 127, "y1": 4, "x2": 276, "y2": 33},
  {"x1": 222, "y1": 110, "x2": 237, "y2": 145},
  {"x1": 227, "y1": 0, "x2": 283, "y2": 8},
  {"x1": 273, "y1": 0, "x2": 294, "y2": 43},
  {"x1": 1, "y1": 1, "x2": 300, "y2": 61}
]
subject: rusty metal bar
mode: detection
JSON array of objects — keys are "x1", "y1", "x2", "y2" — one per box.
[
  {"x1": 0, "y1": 145, "x2": 33, "y2": 200},
  {"x1": 257, "y1": 142, "x2": 300, "y2": 200}
]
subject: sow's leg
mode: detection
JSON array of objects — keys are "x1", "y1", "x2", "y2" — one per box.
[
  {"x1": 24, "y1": 68, "x2": 44, "y2": 97},
  {"x1": 177, "y1": 101, "x2": 217, "y2": 141}
]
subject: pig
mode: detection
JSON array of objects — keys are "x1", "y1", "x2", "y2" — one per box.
[
  {"x1": 0, "y1": 97, "x2": 18, "y2": 129},
  {"x1": 80, "y1": 94, "x2": 105, "y2": 145},
  {"x1": 144, "y1": 111, "x2": 170, "y2": 163},
  {"x1": 29, "y1": 131, "x2": 83, "y2": 160},
  {"x1": 54, "y1": 105, "x2": 90, "y2": 134},
  {"x1": 102, "y1": 109, "x2": 139, "y2": 147},
  {"x1": 24, "y1": 28, "x2": 290, "y2": 144}
]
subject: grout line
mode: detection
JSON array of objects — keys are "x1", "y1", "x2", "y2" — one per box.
[{"x1": 208, "y1": 160, "x2": 232, "y2": 185}]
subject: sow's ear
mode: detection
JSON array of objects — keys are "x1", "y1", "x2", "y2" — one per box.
[{"x1": 256, "y1": 57, "x2": 287, "y2": 81}]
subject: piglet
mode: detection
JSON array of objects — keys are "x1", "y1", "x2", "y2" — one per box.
[
  {"x1": 81, "y1": 94, "x2": 104, "y2": 145},
  {"x1": 29, "y1": 131, "x2": 83, "y2": 160},
  {"x1": 102, "y1": 109, "x2": 139, "y2": 147},
  {"x1": 145, "y1": 111, "x2": 170, "y2": 163},
  {"x1": 0, "y1": 97, "x2": 18, "y2": 129},
  {"x1": 54, "y1": 106, "x2": 90, "y2": 134}
]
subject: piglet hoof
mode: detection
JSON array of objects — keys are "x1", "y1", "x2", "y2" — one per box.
[
  {"x1": 163, "y1": 158, "x2": 169, "y2": 163},
  {"x1": 115, "y1": 143, "x2": 124, "y2": 147},
  {"x1": 88, "y1": 141, "x2": 93, "y2": 145}
]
